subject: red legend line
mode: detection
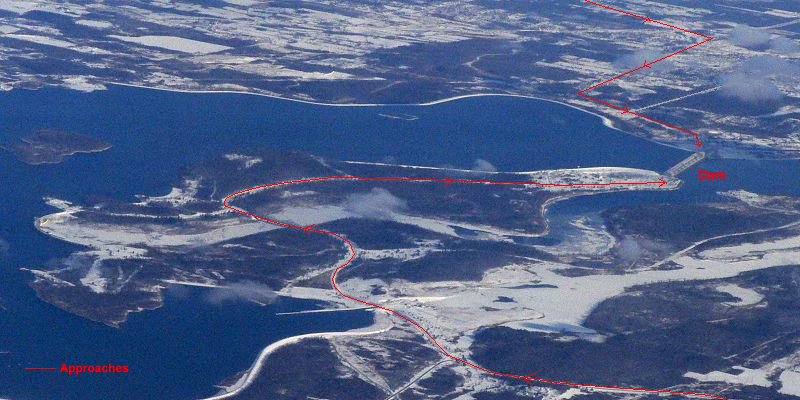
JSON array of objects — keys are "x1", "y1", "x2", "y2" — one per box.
[
  {"x1": 579, "y1": 0, "x2": 713, "y2": 148},
  {"x1": 223, "y1": 175, "x2": 727, "y2": 400},
  {"x1": 25, "y1": 368, "x2": 57, "y2": 371}
]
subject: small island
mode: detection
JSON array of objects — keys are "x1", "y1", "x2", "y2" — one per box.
[{"x1": 1, "y1": 129, "x2": 111, "y2": 165}]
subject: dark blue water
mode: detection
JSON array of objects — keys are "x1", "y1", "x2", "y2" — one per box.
[
  {"x1": 0, "y1": 85, "x2": 797, "y2": 400},
  {"x1": 0, "y1": 86, "x2": 690, "y2": 183},
  {"x1": 550, "y1": 157, "x2": 800, "y2": 218},
  {"x1": 0, "y1": 287, "x2": 371, "y2": 400},
  {"x1": 0, "y1": 130, "x2": 373, "y2": 399}
]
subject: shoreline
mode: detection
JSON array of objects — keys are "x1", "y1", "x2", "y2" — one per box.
[
  {"x1": 2, "y1": 143, "x2": 112, "y2": 166},
  {"x1": 199, "y1": 312, "x2": 393, "y2": 400},
  {"x1": 275, "y1": 306, "x2": 372, "y2": 316},
  {"x1": 100, "y1": 82, "x2": 693, "y2": 155},
  {"x1": 9, "y1": 82, "x2": 800, "y2": 161}
]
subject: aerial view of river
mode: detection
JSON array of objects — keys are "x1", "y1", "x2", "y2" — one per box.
[{"x1": 1, "y1": 85, "x2": 796, "y2": 399}]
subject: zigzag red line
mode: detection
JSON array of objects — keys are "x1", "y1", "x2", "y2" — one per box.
[
  {"x1": 220, "y1": 4, "x2": 722, "y2": 398},
  {"x1": 579, "y1": 0, "x2": 713, "y2": 148}
]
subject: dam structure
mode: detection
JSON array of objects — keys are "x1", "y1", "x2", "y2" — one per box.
[{"x1": 665, "y1": 152, "x2": 705, "y2": 177}]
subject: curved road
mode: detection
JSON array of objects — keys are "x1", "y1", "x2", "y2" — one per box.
[{"x1": 222, "y1": 175, "x2": 726, "y2": 400}]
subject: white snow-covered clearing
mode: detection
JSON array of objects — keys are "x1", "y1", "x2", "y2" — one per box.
[
  {"x1": 779, "y1": 370, "x2": 800, "y2": 396},
  {"x1": 79, "y1": 246, "x2": 148, "y2": 293},
  {"x1": 538, "y1": 216, "x2": 615, "y2": 256},
  {"x1": 38, "y1": 214, "x2": 278, "y2": 249},
  {"x1": 555, "y1": 388, "x2": 587, "y2": 399},
  {"x1": 75, "y1": 19, "x2": 113, "y2": 28},
  {"x1": 224, "y1": 153, "x2": 262, "y2": 168},
  {"x1": 222, "y1": 0, "x2": 260, "y2": 6},
  {"x1": 359, "y1": 240, "x2": 443, "y2": 262},
  {"x1": 280, "y1": 190, "x2": 316, "y2": 198},
  {"x1": 331, "y1": 222, "x2": 800, "y2": 352},
  {"x1": 684, "y1": 366, "x2": 771, "y2": 387},
  {"x1": 62, "y1": 76, "x2": 106, "y2": 92},
  {"x1": 161, "y1": 279, "x2": 222, "y2": 288},
  {"x1": 228, "y1": 62, "x2": 366, "y2": 80},
  {"x1": 5, "y1": 33, "x2": 75, "y2": 48},
  {"x1": 108, "y1": 35, "x2": 231, "y2": 54},
  {"x1": 716, "y1": 283, "x2": 764, "y2": 307},
  {"x1": 137, "y1": 178, "x2": 200, "y2": 206},
  {"x1": 0, "y1": 0, "x2": 41, "y2": 14},
  {"x1": 0, "y1": 25, "x2": 19, "y2": 34},
  {"x1": 37, "y1": 196, "x2": 279, "y2": 253}
]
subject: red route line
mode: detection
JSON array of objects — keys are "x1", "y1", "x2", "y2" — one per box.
[
  {"x1": 222, "y1": 175, "x2": 727, "y2": 400},
  {"x1": 18, "y1": 2, "x2": 717, "y2": 391},
  {"x1": 579, "y1": 0, "x2": 714, "y2": 148}
]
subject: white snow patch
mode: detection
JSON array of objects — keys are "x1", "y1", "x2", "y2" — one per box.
[
  {"x1": 684, "y1": 366, "x2": 771, "y2": 388},
  {"x1": 79, "y1": 258, "x2": 108, "y2": 293},
  {"x1": 359, "y1": 240, "x2": 442, "y2": 262},
  {"x1": 716, "y1": 283, "x2": 763, "y2": 306},
  {"x1": 224, "y1": 153, "x2": 262, "y2": 168},
  {"x1": 22, "y1": 269, "x2": 76, "y2": 288},
  {"x1": 38, "y1": 214, "x2": 278, "y2": 249},
  {"x1": 138, "y1": 178, "x2": 200, "y2": 206},
  {"x1": 44, "y1": 197, "x2": 81, "y2": 213},
  {"x1": 108, "y1": 35, "x2": 231, "y2": 54},
  {"x1": 695, "y1": 233, "x2": 800, "y2": 261},
  {"x1": 5, "y1": 34, "x2": 76, "y2": 48},
  {"x1": 280, "y1": 190, "x2": 316, "y2": 198},
  {"x1": 556, "y1": 388, "x2": 587, "y2": 399},
  {"x1": 718, "y1": 190, "x2": 796, "y2": 211},
  {"x1": 73, "y1": 246, "x2": 147, "y2": 293},
  {"x1": 231, "y1": 62, "x2": 365, "y2": 80},
  {"x1": 538, "y1": 216, "x2": 615, "y2": 256},
  {"x1": 162, "y1": 279, "x2": 221, "y2": 288},
  {"x1": 75, "y1": 20, "x2": 113, "y2": 29},
  {"x1": 720, "y1": 190, "x2": 767, "y2": 207},
  {"x1": 0, "y1": 25, "x2": 19, "y2": 34},
  {"x1": 779, "y1": 370, "x2": 800, "y2": 396},
  {"x1": 393, "y1": 296, "x2": 450, "y2": 303},
  {"x1": 223, "y1": 0, "x2": 260, "y2": 6},
  {"x1": 4, "y1": 33, "x2": 111, "y2": 54},
  {"x1": 0, "y1": 1, "x2": 40, "y2": 14},
  {"x1": 62, "y1": 77, "x2": 106, "y2": 92}
]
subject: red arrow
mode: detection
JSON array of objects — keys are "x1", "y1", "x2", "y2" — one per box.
[{"x1": 580, "y1": 0, "x2": 712, "y2": 147}]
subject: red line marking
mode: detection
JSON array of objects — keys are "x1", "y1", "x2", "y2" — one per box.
[
  {"x1": 223, "y1": 175, "x2": 727, "y2": 399},
  {"x1": 580, "y1": 0, "x2": 713, "y2": 148},
  {"x1": 21, "y1": 3, "x2": 715, "y2": 388}
]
